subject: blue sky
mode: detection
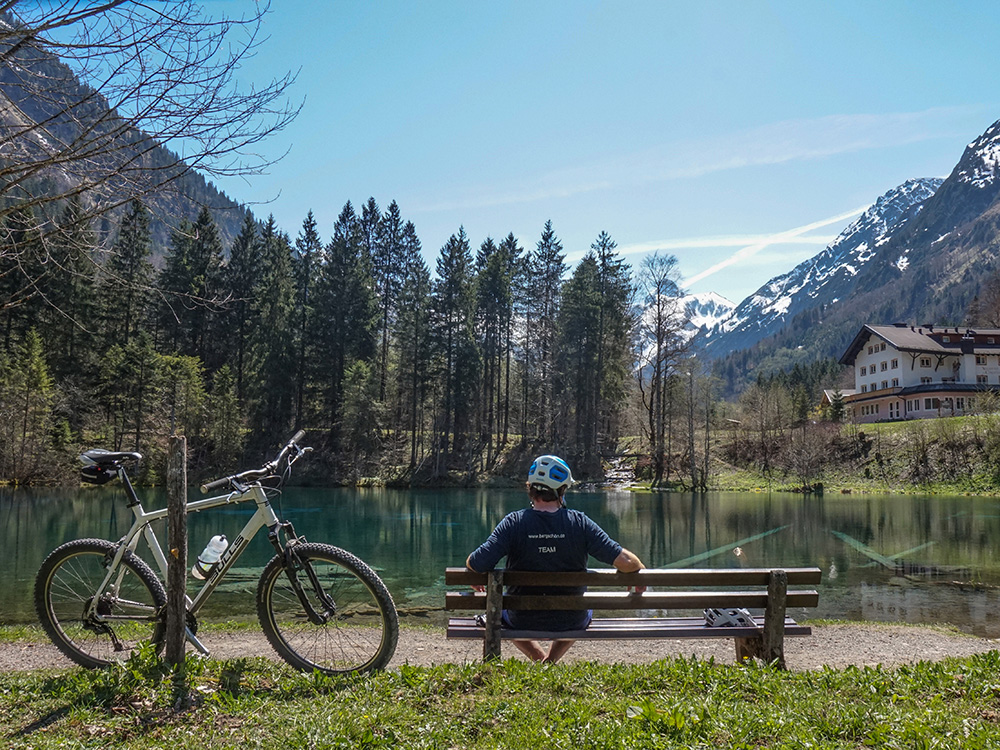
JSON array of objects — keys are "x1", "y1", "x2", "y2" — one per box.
[{"x1": 209, "y1": 1, "x2": 1000, "y2": 304}]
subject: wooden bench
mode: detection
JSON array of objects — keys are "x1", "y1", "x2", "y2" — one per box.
[{"x1": 445, "y1": 566, "x2": 821, "y2": 669}]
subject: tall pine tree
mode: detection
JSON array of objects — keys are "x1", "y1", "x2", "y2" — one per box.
[
  {"x1": 293, "y1": 210, "x2": 321, "y2": 425},
  {"x1": 98, "y1": 198, "x2": 154, "y2": 347},
  {"x1": 314, "y1": 202, "x2": 377, "y2": 449},
  {"x1": 251, "y1": 216, "x2": 296, "y2": 444},
  {"x1": 431, "y1": 227, "x2": 479, "y2": 471},
  {"x1": 222, "y1": 210, "x2": 263, "y2": 405}
]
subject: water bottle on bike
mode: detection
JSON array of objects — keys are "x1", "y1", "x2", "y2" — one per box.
[{"x1": 191, "y1": 534, "x2": 228, "y2": 580}]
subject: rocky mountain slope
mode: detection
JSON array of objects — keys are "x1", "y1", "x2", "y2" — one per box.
[
  {"x1": 0, "y1": 18, "x2": 246, "y2": 254},
  {"x1": 703, "y1": 178, "x2": 943, "y2": 356},
  {"x1": 710, "y1": 117, "x2": 1000, "y2": 395}
]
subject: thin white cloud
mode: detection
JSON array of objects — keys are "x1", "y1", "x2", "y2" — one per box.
[
  {"x1": 649, "y1": 107, "x2": 976, "y2": 182},
  {"x1": 683, "y1": 206, "x2": 868, "y2": 287},
  {"x1": 411, "y1": 105, "x2": 983, "y2": 213}
]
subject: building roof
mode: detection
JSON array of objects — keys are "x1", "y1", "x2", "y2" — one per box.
[
  {"x1": 821, "y1": 388, "x2": 855, "y2": 405},
  {"x1": 839, "y1": 324, "x2": 1000, "y2": 365}
]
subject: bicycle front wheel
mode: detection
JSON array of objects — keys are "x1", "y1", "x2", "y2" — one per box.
[
  {"x1": 35, "y1": 538, "x2": 166, "y2": 669},
  {"x1": 257, "y1": 543, "x2": 398, "y2": 675}
]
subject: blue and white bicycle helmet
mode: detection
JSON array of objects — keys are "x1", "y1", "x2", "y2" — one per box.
[{"x1": 527, "y1": 455, "x2": 574, "y2": 492}]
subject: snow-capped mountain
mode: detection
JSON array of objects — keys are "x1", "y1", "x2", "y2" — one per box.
[
  {"x1": 956, "y1": 119, "x2": 1000, "y2": 189},
  {"x1": 682, "y1": 291, "x2": 735, "y2": 332},
  {"x1": 700, "y1": 177, "x2": 943, "y2": 356}
]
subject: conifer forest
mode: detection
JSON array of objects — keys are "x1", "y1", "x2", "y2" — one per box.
[{"x1": 0, "y1": 194, "x2": 720, "y2": 486}]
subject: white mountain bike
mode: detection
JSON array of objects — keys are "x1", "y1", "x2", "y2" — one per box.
[{"x1": 34, "y1": 431, "x2": 398, "y2": 675}]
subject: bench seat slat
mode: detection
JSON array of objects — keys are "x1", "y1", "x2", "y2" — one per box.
[
  {"x1": 445, "y1": 566, "x2": 822, "y2": 587},
  {"x1": 445, "y1": 590, "x2": 820, "y2": 611},
  {"x1": 446, "y1": 616, "x2": 812, "y2": 641}
]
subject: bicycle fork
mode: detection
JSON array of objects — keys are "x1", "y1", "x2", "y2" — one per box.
[{"x1": 269, "y1": 523, "x2": 337, "y2": 625}]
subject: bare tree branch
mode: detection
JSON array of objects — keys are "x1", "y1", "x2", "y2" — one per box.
[{"x1": 0, "y1": 0, "x2": 298, "y2": 311}]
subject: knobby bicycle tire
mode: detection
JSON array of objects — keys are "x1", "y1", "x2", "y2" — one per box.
[
  {"x1": 256, "y1": 543, "x2": 399, "y2": 675},
  {"x1": 35, "y1": 538, "x2": 166, "y2": 669}
]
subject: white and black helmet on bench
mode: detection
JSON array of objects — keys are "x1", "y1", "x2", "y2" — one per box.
[{"x1": 703, "y1": 607, "x2": 757, "y2": 628}]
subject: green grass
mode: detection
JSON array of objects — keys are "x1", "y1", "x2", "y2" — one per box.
[{"x1": 4, "y1": 648, "x2": 1000, "y2": 748}]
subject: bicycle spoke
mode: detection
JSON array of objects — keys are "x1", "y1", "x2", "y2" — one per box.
[
  {"x1": 35, "y1": 539, "x2": 166, "y2": 668},
  {"x1": 258, "y1": 543, "x2": 398, "y2": 674}
]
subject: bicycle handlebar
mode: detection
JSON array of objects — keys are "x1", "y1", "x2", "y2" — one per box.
[{"x1": 199, "y1": 431, "x2": 309, "y2": 494}]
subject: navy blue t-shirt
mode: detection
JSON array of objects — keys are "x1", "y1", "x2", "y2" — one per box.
[{"x1": 467, "y1": 506, "x2": 623, "y2": 630}]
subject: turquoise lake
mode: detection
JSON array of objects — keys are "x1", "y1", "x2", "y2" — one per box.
[{"x1": 5, "y1": 486, "x2": 1000, "y2": 635}]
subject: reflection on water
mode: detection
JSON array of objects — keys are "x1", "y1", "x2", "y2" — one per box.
[{"x1": 4, "y1": 486, "x2": 1000, "y2": 635}]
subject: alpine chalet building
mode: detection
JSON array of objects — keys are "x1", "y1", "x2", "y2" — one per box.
[{"x1": 838, "y1": 324, "x2": 1000, "y2": 423}]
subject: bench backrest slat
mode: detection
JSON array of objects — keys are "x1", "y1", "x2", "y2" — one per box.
[
  {"x1": 445, "y1": 566, "x2": 822, "y2": 587},
  {"x1": 445, "y1": 589, "x2": 820, "y2": 611}
]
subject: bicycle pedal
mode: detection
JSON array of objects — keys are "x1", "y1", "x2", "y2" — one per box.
[{"x1": 185, "y1": 627, "x2": 211, "y2": 656}]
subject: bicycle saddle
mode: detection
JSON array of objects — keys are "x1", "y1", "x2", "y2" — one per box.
[{"x1": 79, "y1": 449, "x2": 143, "y2": 466}]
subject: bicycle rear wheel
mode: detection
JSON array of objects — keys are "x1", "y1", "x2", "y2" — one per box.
[
  {"x1": 256, "y1": 543, "x2": 398, "y2": 675},
  {"x1": 35, "y1": 538, "x2": 166, "y2": 669}
]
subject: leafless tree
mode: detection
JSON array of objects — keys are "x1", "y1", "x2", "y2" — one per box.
[
  {"x1": 0, "y1": 0, "x2": 298, "y2": 305},
  {"x1": 634, "y1": 252, "x2": 687, "y2": 487}
]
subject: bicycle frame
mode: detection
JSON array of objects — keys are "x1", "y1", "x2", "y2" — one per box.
[{"x1": 87, "y1": 467, "x2": 286, "y2": 643}]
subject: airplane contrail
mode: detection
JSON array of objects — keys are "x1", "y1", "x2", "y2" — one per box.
[{"x1": 684, "y1": 205, "x2": 868, "y2": 286}]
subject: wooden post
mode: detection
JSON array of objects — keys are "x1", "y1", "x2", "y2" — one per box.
[
  {"x1": 762, "y1": 569, "x2": 788, "y2": 670},
  {"x1": 483, "y1": 570, "x2": 504, "y2": 661},
  {"x1": 165, "y1": 435, "x2": 187, "y2": 668}
]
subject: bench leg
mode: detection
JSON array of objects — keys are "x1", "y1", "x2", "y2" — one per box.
[
  {"x1": 734, "y1": 570, "x2": 788, "y2": 669},
  {"x1": 734, "y1": 636, "x2": 764, "y2": 662},
  {"x1": 483, "y1": 570, "x2": 503, "y2": 662},
  {"x1": 762, "y1": 569, "x2": 788, "y2": 669}
]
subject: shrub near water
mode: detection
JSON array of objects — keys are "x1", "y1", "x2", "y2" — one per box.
[{"x1": 4, "y1": 652, "x2": 1000, "y2": 748}]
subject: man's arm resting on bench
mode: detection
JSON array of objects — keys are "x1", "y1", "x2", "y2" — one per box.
[{"x1": 613, "y1": 547, "x2": 646, "y2": 592}]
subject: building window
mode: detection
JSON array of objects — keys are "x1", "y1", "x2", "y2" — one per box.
[
  {"x1": 957, "y1": 397, "x2": 966, "y2": 409},
  {"x1": 892, "y1": 378, "x2": 899, "y2": 387},
  {"x1": 891, "y1": 359, "x2": 898, "y2": 369},
  {"x1": 860, "y1": 366, "x2": 867, "y2": 376},
  {"x1": 920, "y1": 377, "x2": 932, "y2": 384},
  {"x1": 920, "y1": 358, "x2": 931, "y2": 367},
  {"x1": 978, "y1": 374, "x2": 988, "y2": 384},
  {"x1": 861, "y1": 385, "x2": 867, "y2": 393},
  {"x1": 875, "y1": 404, "x2": 880, "y2": 414},
  {"x1": 989, "y1": 338, "x2": 996, "y2": 345},
  {"x1": 977, "y1": 355, "x2": 987, "y2": 365},
  {"x1": 871, "y1": 382, "x2": 878, "y2": 391},
  {"x1": 880, "y1": 343, "x2": 886, "y2": 351},
  {"x1": 924, "y1": 398, "x2": 934, "y2": 410},
  {"x1": 867, "y1": 346, "x2": 873, "y2": 355},
  {"x1": 880, "y1": 361, "x2": 888, "y2": 371},
  {"x1": 881, "y1": 380, "x2": 888, "y2": 389}
]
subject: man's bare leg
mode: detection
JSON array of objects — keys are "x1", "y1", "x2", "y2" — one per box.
[
  {"x1": 543, "y1": 639, "x2": 575, "y2": 664},
  {"x1": 512, "y1": 639, "x2": 547, "y2": 661}
]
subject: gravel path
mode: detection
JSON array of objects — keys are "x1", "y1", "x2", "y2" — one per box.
[{"x1": 4, "y1": 623, "x2": 996, "y2": 673}]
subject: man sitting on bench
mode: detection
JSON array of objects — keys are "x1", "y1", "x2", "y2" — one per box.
[{"x1": 466, "y1": 455, "x2": 645, "y2": 664}]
